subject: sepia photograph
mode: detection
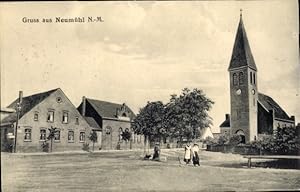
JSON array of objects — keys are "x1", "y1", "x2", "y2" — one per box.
[{"x1": 0, "y1": 1, "x2": 299, "y2": 191}]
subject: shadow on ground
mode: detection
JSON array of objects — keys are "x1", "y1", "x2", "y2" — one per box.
[{"x1": 217, "y1": 159, "x2": 300, "y2": 170}]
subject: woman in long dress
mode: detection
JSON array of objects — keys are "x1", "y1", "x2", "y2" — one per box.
[
  {"x1": 184, "y1": 143, "x2": 192, "y2": 164},
  {"x1": 192, "y1": 143, "x2": 200, "y2": 166}
]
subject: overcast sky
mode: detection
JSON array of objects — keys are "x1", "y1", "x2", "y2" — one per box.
[{"x1": 0, "y1": 1, "x2": 299, "y2": 132}]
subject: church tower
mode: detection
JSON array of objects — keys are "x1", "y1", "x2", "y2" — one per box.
[{"x1": 228, "y1": 10, "x2": 258, "y2": 143}]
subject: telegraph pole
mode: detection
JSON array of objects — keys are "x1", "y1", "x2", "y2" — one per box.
[{"x1": 13, "y1": 91, "x2": 22, "y2": 153}]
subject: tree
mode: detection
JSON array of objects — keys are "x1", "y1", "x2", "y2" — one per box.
[
  {"x1": 47, "y1": 126, "x2": 58, "y2": 153},
  {"x1": 165, "y1": 88, "x2": 214, "y2": 143},
  {"x1": 132, "y1": 101, "x2": 165, "y2": 153},
  {"x1": 121, "y1": 129, "x2": 131, "y2": 141},
  {"x1": 89, "y1": 131, "x2": 98, "y2": 152}
]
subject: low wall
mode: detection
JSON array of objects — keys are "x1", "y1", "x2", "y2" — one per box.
[{"x1": 207, "y1": 144, "x2": 261, "y2": 155}]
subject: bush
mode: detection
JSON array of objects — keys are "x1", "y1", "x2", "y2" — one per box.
[
  {"x1": 228, "y1": 134, "x2": 242, "y2": 145},
  {"x1": 250, "y1": 127, "x2": 300, "y2": 155},
  {"x1": 82, "y1": 143, "x2": 90, "y2": 152},
  {"x1": 41, "y1": 142, "x2": 49, "y2": 152}
]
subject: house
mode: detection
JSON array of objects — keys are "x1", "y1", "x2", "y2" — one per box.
[
  {"x1": 200, "y1": 127, "x2": 214, "y2": 140},
  {"x1": 0, "y1": 88, "x2": 93, "y2": 152},
  {"x1": 219, "y1": 11, "x2": 295, "y2": 143},
  {"x1": 77, "y1": 97, "x2": 145, "y2": 150}
]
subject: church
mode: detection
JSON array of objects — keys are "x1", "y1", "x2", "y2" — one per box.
[{"x1": 219, "y1": 11, "x2": 296, "y2": 143}]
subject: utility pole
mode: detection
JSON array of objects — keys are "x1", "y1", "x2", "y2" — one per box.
[{"x1": 13, "y1": 91, "x2": 22, "y2": 153}]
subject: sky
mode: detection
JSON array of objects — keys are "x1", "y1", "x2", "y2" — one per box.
[{"x1": 0, "y1": 1, "x2": 299, "y2": 133}]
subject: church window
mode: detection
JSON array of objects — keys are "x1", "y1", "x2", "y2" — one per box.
[
  {"x1": 119, "y1": 128, "x2": 123, "y2": 141},
  {"x1": 233, "y1": 73, "x2": 238, "y2": 85},
  {"x1": 239, "y1": 72, "x2": 244, "y2": 85},
  {"x1": 250, "y1": 72, "x2": 253, "y2": 84},
  {"x1": 253, "y1": 73, "x2": 256, "y2": 85}
]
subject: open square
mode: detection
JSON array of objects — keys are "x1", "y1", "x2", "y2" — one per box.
[{"x1": 2, "y1": 150, "x2": 300, "y2": 192}]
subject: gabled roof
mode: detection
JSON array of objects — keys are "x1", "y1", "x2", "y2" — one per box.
[
  {"x1": 258, "y1": 93, "x2": 293, "y2": 121},
  {"x1": 84, "y1": 116, "x2": 101, "y2": 130},
  {"x1": 228, "y1": 14, "x2": 257, "y2": 71},
  {"x1": 219, "y1": 118, "x2": 230, "y2": 128},
  {"x1": 86, "y1": 98, "x2": 136, "y2": 120},
  {"x1": 1, "y1": 88, "x2": 58, "y2": 124}
]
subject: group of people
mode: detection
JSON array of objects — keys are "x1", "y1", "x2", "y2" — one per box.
[
  {"x1": 149, "y1": 142, "x2": 200, "y2": 166},
  {"x1": 184, "y1": 143, "x2": 200, "y2": 166}
]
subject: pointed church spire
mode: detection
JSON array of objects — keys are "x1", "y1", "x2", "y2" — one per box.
[{"x1": 228, "y1": 10, "x2": 257, "y2": 71}]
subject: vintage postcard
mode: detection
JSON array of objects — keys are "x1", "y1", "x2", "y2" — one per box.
[{"x1": 0, "y1": 1, "x2": 299, "y2": 192}]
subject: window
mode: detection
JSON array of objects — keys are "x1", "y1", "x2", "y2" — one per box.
[
  {"x1": 233, "y1": 73, "x2": 238, "y2": 85},
  {"x1": 40, "y1": 129, "x2": 46, "y2": 141},
  {"x1": 47, "y1": 111, "x2": 54, "y2": 122},
  {"x1": 106, "y1": 126, "x2": 111, "y2": 135},
  {"x1": 24, "y1": 128, "x2": 32, "y2": 141},
  {"x1": 250, "y1": 71, "x2": 253, "y2": 84},
  {"x1": 253, "y1": 98, "x2": 256, "y2": 106},
  {"x1": 239, "y1": 72, "x2": 244, "y2": 85},
  {"x1": 68, "y1": 131, "x2": 74, "y2": 142},
  {"x1": 253, "y1": 73, "x2": 256, "y2": 85},
  {"x1": 79, "y1": 132, "x2": 85, "y2": 142},
  {"x1": 54, "y1": 130, "x2": 60, "y2": 141},
  {"x1": 119, "y1": 128, "x2": 123, "y2": 141},
  {"x1": 62, "y1": 112, "x2": 68, "y2": 124},
  {"x1": 75, "y1": 117, "x2": 79, "y2": 125},
  {"x1": 34, "y1": 112, "x2": 39, "y2": 121}
]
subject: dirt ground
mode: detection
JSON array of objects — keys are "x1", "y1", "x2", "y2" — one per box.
[{"x1": 1, "y1": 149, "x2": 300, "y2": 192}]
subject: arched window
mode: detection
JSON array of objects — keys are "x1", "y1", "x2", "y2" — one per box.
[
  {"x1": 233, "y1": 73, "x2": 238, "y2": 85},
  {"x1": 119, "y1": 128, "x2": 123, "y2": 141},
  {"x1": 239, "y1": 72, "x2": 244, "y2": 85},
  {"x1": 253, "y1": 73, "x2": 256, "y2": 85},
  {"x1": 106, "y1": 126, "x2": 111, "y2": 135},
  {"x1": 250, "y1": 71, "x2": 253, "y2": 84}
]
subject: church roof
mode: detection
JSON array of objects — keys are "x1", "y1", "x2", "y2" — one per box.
[
  {"x1": 86, "y1": 98, "x2": 136, "y2": 120},
  {"x1": 1, "y1": 88, "x2": 59, "y2": 124},
  {"x1": 228, "y1": 13, "x2": 257, "y2": 71},
  {"x1": 258, "y1": 93, "x2": 293, "y2": 121}
]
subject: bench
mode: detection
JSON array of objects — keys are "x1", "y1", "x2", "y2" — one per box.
[{"x1": 243, "y1": 155, "x2": 300, "y2": 168}]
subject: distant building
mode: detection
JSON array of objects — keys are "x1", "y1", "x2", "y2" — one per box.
[
  {"x1": 78, "y1": 97, "x2": 145, "y2": 150},
  {"x1": 219, "y1": 12, "x2": 295, "y2": 143},
  {"x1": 200, "y1": 127, "x2": 214, "y2": 140},
  {"x1": 0, "y1": 88, "x2": 93, "y2": 152}
]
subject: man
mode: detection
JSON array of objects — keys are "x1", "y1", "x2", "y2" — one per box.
[{"x1": 152, "y1": 143, "x2": 160, "y2": 161}]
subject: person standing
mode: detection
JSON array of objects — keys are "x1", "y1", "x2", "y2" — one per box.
[
  {"x1": 192, "y1": 143, "x2": 200, "y2": 166},
  {"x1": 184, "y1": 143, "x2": 192, "y2": 164},
  {"x1": 152, "y1": 143, "x2": 160, "y2": 161}
]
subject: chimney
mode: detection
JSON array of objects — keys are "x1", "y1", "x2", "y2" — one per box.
[
  {"x1": 18, "y1": 91, "x2": 23, "y2": 104},
  {"x1": 291, "y1": 116, "x2": 295, "y2": 121},
  {"x1": 81, "y1": 96, "x2": 86, "y2": 116},
  {"x1": 225, "y1": 114, "x2": 230, "y2": 120}
]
